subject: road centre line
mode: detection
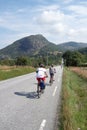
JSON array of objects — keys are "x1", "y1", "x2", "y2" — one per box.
[
  {"x1": 52, "y1": 86, "x2": 57, "y2": 96},
  {"x1": 39, "y1": 119, "x2": 46, "y2": 130},
  {"x1": 57, "y1": 78, "x2": 60, "y2": 82}
]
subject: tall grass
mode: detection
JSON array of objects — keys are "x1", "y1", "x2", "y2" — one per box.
[
  {"x1": 0, "y1": 66, "x2": 36, "y2": 80},
  {"x1": 61, "y1": 67, "x2": 87, "y2": 130}
]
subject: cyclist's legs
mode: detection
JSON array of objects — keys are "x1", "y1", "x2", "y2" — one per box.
[
  {"x1": 37, "y1": 77, "x2": 45, "y2": 91},
  {"x1": 50, "y1": 73, "x2": 54, "y2": 82},
  {"x1": 41, "y1": 77, "x2": 46, "y2": 89}
]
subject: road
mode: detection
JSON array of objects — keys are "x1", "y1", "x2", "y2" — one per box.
[{"x1": 0, "y1": 66, "x2": 63, "y2": 130}]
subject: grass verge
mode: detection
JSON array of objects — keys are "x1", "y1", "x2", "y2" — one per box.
[
  {"x1": 60, "y1": 67, "x2": 87, "y2": 130},
  {"x1": 0, "y1": 66, "x2": 36, "y2": 80}
]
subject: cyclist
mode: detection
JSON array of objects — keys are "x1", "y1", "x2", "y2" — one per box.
[
  {"x1": 49, "y1": 64, "x2": 56, "y2": 83},
  {"x1": 36, "y1": 63, "x2": 48, "y2": 92}
]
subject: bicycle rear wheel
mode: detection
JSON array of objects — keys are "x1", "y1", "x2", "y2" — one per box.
[{"x1": 37, "y1": 84, "x2": 40, "y2": 98}]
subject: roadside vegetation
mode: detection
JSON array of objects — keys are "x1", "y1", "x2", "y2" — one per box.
[
  {"x1": 0, "y1": 53, "x2": 61, "y2": 80},
  {"x1": 0, "y1": 65, "x2": 36, "y2": 80},
  {"x1": 60, "y1": 67, "x2": 87, "y2": 130}
]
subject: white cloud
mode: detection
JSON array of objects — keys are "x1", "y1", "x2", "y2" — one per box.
[
  {"x1": 17, "y1": 9, "x2": 26, "y2": 13},
  {"x1": 68, "y1": 5, "x2": 87, "y2": 16},
  {"x1": 36, "y1": 9, "x2": 65, "y2": 24},
  {"x1": 0, "y1": 1, "x2": 87, "y2": 49},
  {"x1": 63, "y1": 0, "x2": 73, "y2": 4},
  {"x1": 53, "y1": 23, "x2": 66, "y2": 33}
]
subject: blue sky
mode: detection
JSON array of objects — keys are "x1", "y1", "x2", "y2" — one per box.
[{"x1": 0, "y1": 0, "x2": 87, "y2": 49}]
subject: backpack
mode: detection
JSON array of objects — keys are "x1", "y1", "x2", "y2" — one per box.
[{"x1": 49, "y1": 67, "x2": 54, "y2": 74}]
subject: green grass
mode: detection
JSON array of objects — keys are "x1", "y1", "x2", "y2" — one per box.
[
  {"x1": 60, "y1": 67, "x2": 87, "y2": 130},
  {"x1": 0, "y1": 66, "x2": 36, "y2": 80}
]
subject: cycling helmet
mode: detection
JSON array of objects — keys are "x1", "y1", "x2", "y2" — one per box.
[
  {"x1": 40, "y1": 64, "x2": 44, "y2": 67},
  {"x1": 51, "y1": 64, "x2": 54, "y2": 67}
]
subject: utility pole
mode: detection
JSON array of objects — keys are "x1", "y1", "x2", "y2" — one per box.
[{"x1": 47, "y1": 52, "x2": 48, "y2": 67}]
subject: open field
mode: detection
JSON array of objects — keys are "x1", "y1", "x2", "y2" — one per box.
[
  {"x1": 0, "y1": 65, "x2": 36, "y2": 80},
  {"x1": 60, "y1": 67, "x2": 87, "y2": 130},
  {"x1": 70, "y1": 67, "x2": 87, "y2": 79}
]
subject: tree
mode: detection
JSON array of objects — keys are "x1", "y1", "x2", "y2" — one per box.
[
  {"x1": 63, "y1": 51, "x2": 72, "y2": 66},
  {"x1": 63, "y1": 51, "x2": 84, "y2": 66},
  {"x1": 15, "y1": 56, "x2": 28, "y2": 66},
  {"x1": 0, "y1": 59, "x2": 15, "y2": 66}
]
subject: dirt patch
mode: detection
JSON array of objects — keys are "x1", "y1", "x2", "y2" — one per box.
[
  {"x1": 0, "y1": 65, "x2": 17, "y2": 71},
  {"x1": 70, "y1": 67, "x2": 87, "y2": 79}
]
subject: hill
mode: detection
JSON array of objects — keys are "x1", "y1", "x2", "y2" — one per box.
[
  {"x1": 57, "y1": 41, "x2": 87, "y2": 52},
  {"x1": 0, "y1": 34, "x2": 57, "y2": 59},
  {"x1": 78, "y1": 47, "x2": 87, "y2": 54},
  {"x1": 0, "y1": 34, "x2": 87, "y2": 59}
]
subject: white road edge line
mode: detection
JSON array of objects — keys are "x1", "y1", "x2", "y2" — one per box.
[
  {"x1": 53, "y1": 86, "x2": 57, "y2": 96},
  {"x1": 39, "y1": 119, "x2": 46, "y2": 130}
]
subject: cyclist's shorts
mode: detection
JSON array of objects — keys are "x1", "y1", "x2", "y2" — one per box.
[
  {"x1": 50, "y1": 73, "x2": 54, "y2": 77},
  {"x1": 37, "y1": 77, "x2": 45, "y2": 82}
]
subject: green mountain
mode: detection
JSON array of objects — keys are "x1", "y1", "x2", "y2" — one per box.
[
  {"x1": 57, "y1": 41, "x2": 87, "y2": 52},
  {"x1": 78, "y1": 47, "x2": 87, "y2": 54},
  {"x1": 0, "y1": 34, "x2": 87, "y2": 59},
  {"x1": 0, "y1": 34, "x2": 59, "y2": 59}
]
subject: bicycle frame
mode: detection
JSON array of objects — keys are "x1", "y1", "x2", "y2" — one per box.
[{"x1": 37, "y1": 79, "x2": 45, "y2": 98}]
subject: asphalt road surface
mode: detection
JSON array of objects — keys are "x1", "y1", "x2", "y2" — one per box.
[{"x1": 0, "y1": 66, "x2": 63, "y2": 130}]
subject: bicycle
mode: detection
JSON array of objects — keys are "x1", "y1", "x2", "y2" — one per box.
[{"x1": 37, "y1": 79, "x2": 45, "y2": 98}]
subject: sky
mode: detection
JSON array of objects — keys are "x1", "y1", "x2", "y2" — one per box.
[{"x1": 0, "y1": 0, "x2": 87, "y2": 49}]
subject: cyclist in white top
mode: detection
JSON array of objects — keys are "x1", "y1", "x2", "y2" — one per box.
[{"x1": 36, "y1": 64, "x2": 48, "y2": 83}]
